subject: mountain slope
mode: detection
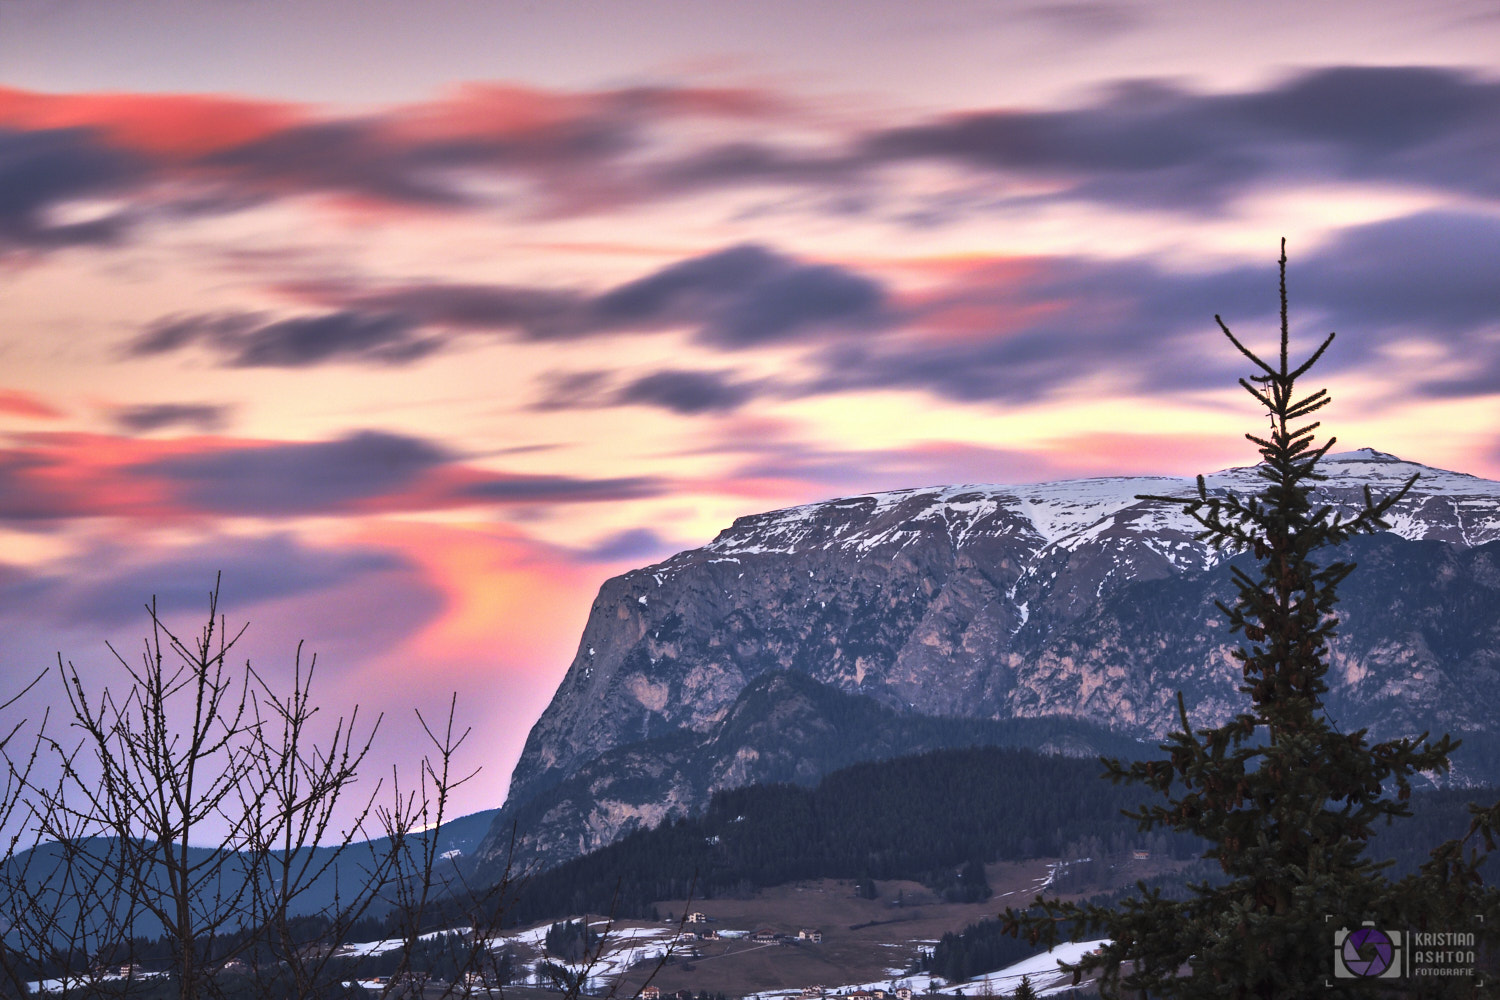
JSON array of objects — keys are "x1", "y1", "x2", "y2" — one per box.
[{"x1": 482, "y1": 450, "x2": 1500, "y2": 867}]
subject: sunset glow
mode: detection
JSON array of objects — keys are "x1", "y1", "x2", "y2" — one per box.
[{"x1": 4, "y1": 0, "x2": 1500, "y2": 816}]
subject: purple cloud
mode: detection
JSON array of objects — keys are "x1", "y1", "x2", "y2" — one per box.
[
  {"x1": 860, "y1": 66, "x2": 1500, "y2": 212},
  {"x1": 615, "y1": 369, "x2": 759, "y2": 414},
  {"x1": 131, "y1": 431, "x2": 450, "y2": 515},
  {"x1": 11, "y1": 66, "x2": 1500, "y2": 257},
  {"x1": 0, "y1": 128, "x2": 142, "y2": 250},
  {"x1": 128, "y1": 206, "x2": 1500, "y2": 409},
  {"x1": 592, "y1": 244, "x2": 885, "y2": 348},
  {"x1": 571, "y1": 527, "x2": 675, "y2": 563},
  {"x1": 460, "y1": 474, "x2": 666, "y2": 504},
  {"x1": 0, "y1": 532, "x2": 430, "y2": 629},
  {"x1": 112, "y1": 403, "x2": 232, "y2": 433}
]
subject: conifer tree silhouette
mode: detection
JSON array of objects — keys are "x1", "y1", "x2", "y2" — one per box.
[{"x1": 1003, "y1": 241, "x2": 1499, "y2": 997}]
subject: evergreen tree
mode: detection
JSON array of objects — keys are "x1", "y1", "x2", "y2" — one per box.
[
  {"x1": 1010, "y1": 976, "x2": 1038, "y2": 1000},
  {"x1": 1002, "y1": 241, "x2": 1500, "y2": 996}
]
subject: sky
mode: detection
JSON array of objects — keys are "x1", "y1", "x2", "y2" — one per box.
[{"x1": 3, "y1": 0, "x2": 1500, "y2": 824}]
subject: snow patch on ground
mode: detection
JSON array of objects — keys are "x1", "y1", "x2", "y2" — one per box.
[
  {"x1": 336, "y1": 926, "x2": 472, "y2": 958},
  {"x1": 519, "y1": 922, "x2": 677, "y2": 992},
  {"x1": 954, "y1": 939, "x2": 1111, "y2": 997}
]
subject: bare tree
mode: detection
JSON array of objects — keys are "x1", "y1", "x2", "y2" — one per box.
[
  {"x1": 0, "y1": 578, "x2": 535, "y2": 999},
  {"x1": 1, "y1": 670, "x2": 55, "y2": 998}
]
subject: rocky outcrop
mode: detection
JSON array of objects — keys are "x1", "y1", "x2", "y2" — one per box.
[{"x1": 481, "y1": 450, "x2": 1500, "y2": 867}]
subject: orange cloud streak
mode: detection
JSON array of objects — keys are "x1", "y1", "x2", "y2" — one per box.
[{"x1": 352, "y1": 520, "x2": 592, "y2": 671}]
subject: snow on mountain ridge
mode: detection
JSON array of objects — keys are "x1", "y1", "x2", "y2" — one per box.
[{"x1": 703, "y1": 451, "x2": 1499, "y2": 561}]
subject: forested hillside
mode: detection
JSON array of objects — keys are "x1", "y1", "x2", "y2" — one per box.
[
  {"x1": 485, "y1": 742, "x2": 1494, "y2": 935},
  {"x1": 491, "y1": 746, "x2": 1200, "y2": 926}
]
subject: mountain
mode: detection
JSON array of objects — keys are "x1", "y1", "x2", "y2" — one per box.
[
  {"x1": 3, "y1": 807, "x2": 501, "y2": 944},
  {"x1": 479, "y1": 449, "x2": 1500, "y2": 869}
]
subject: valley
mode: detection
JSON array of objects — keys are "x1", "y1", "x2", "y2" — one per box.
[
  {"x1": 610, "y1": 858, "x2": 1178, "y2": 999},
  {"x1": 345, "y1": 855, "x2": 1188, "y2": 1000}
]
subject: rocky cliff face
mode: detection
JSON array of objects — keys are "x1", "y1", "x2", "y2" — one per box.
[
  {"x1": 480, "y1": 670, "x2": 1144, "y2": 869},
  {"x1": 481, "y1": 450, "x2": 1500, "y2": 867}
]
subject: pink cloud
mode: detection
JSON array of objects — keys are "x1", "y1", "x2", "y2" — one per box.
[
  {"x1": 389, "y1": 81, "x2": 783, "y2": 142},
  {"x1": 0, "y1": 431, "x2": 184, "y2": 521},
  {"x1": 0, "y1": 388, "x2": 65, "y2": 420},
  {"x1": 1040, "y1": 431, "x2": 1249, "y2": 477},
  {"x1": 0, "y1": 86, "x2": 300, "y2": 158},
  {"x1": 892, "y1": 256, "x2": 1074, "y2": 344}
]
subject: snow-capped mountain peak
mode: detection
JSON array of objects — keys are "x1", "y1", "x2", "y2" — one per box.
[
  {"x1": 486, "y1": 450, "x2": 1500, "y2": 870},
  {"x1": 701, "y1": 451, "x2": 1500, "y2": 564}
]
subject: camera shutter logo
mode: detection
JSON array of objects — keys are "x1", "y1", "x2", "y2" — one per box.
[{"x1": 1335, "y1": 925, "x2": 1404, "y2": 979}]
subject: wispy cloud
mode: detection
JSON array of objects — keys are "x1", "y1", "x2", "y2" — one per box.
[
  {"x1": 123, "y1": 206, "x2": 1500, "y2": 413},
  {"x1": 0, "y1": 82, "x2": 796, "y2": 252},
  {"x1": 458, "y1": 473, "x2": 667, "y2": 504},
  {"x1": 0, "y1": 430, "x2": 676, "y2": 524},
  {"x1": 593, "y1": 244, "x2": 886, "y2": 348},
  {"x1": 798, "y1": 212, "x2": 1500, "y2": 405},
  {"x1": 8, "y1": 67, "x2": 1500, "y2": 258},
  {"x1": 129, "y1": 311, "x2": 443, "y2": 367},
  {"x1": 568, "y1": 526, "x2": 676, "y2": 564},
  {"x1": 860, "y1": 66, "x2": 1500, "y2": 212},
  {"x1": 136, "y1": 244, "x2": 888, "y2": 367},
  {"x1": 1021, "y1": 2, "x2": 1144, "y2": 41}
]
